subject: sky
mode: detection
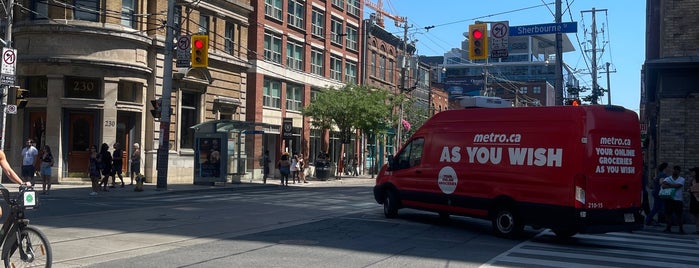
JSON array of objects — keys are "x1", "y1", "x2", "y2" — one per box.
[{"x1": 367, "y1": 0, "x2": 646, "y2": 112}]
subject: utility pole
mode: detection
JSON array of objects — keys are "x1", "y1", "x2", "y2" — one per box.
[
  {"x1": 156, "y1": 0, "x2": 177, "y2": 190},
  {"x1": 603, "y1": 62, "x2": 616, "y2": 105},
  {"x1": 0, "y1": 0, "x2": 14, "y2": 153},
  {"x1": 555, "y1": 0, "x2": 563, "y2": 105},
  {"x1": 581, "y1": 7, "x2": 607, "y2": 104},
  {"x1": 397, "y1": 18, "x2": 409, "y2": 147}
]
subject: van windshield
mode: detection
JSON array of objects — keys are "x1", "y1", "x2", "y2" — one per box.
[{"x1": 395, "y1": 138, "x2": 424, "y2": 170}]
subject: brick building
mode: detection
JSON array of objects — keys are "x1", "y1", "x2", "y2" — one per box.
[
  {"x1": 642, "y1": 0, "x2": 699, "y2": 174},
  {"x1": 247, "y1": 0, "x2": 362, "y2": 170}
]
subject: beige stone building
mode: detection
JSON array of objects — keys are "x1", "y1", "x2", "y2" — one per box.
[{"x1": 3, "y1": 0, "x2": 251, "y2": 184}]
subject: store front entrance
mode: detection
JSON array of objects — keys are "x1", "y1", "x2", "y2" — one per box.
[{"x1": 66, "y1": 112, "x2": 96, "y2": 175}]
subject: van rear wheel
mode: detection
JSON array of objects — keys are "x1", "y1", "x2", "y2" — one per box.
[
  {"x1": 383, "y1": 190, "x2": 399, "y2": 218},
  {"x1": 492, "y1": 207, "x2": 523, "y2": 238}
]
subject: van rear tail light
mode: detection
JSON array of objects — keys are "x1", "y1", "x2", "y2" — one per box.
[{"x1": 574, "y1": 174, "x2": 586, "y2": 206}]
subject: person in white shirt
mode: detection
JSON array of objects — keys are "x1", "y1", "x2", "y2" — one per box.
[
  {"x1": 0, "y1": 150, "x2": 31, "y2": 217},
  {"x1": 20, "y1": 139, "x2": 39, "y2": 184},
  {"x1": 662, "y1": 165, "x2": 686, "y2": 234}
]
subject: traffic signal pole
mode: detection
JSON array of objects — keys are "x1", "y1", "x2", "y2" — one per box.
[
  {"x1": 0, "y1": 0, "x2": 14, "y2": 153},
  {"x1": 155, "y1": 0, "x2": 177, "y2": 190}
]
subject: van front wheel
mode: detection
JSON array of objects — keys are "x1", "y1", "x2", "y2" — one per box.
[
  {"x1": 383, "y1": 190, "x2": 399, "y2": 218},
  {"x1": 492, "y1": 207, "x2": 523, "y2": 238}
]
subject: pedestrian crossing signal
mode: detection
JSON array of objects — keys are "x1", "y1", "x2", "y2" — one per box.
[
  {"x1": 15, "y1": 87, "x2": 28, "y2": 109},
  {"x1": 150, "y1": 98, "x2": 162, "y2": 119}
]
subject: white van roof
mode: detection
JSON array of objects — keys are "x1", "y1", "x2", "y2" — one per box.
[{"x1": 459, "y1": 96, "x2": 513, "y2": 108}]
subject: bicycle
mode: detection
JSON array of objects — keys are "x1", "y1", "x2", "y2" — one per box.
[{"x1": 0, "y1": 184, "x2": 51, "y2": 267}]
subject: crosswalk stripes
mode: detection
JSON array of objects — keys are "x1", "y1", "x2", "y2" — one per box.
[{"x1": 481, "y1": 230, "x2": 699, "y2": 268}]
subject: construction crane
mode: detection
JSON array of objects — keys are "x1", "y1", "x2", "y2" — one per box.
[{"x1": 365, "y1": 0, "x2": 406, "y2": 28}]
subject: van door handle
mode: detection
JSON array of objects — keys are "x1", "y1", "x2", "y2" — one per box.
[{"x1": 415, "y1": 170, "x2": 422, "y2": 174}]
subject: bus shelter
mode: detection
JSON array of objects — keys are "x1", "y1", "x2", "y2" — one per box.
[{"x1": 190, "y1": 120, "x2": 269, "y2": 185}]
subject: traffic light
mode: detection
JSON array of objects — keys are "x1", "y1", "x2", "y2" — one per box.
[
  {"x1": 150, "y1": 98, "x2": 162, "y2": 119},
  {"x1": 566, "y1": 98, "x2": 581, "y2": 106},
  {"x1": 468, "y1": 23, "x2": 488, "y2": 60},
  {"x1": 191, "y1": 35, "x2": 209, "y2": 68},
  {"x1": 15, "y1": 87, "x2": 29, "y2": 109}
]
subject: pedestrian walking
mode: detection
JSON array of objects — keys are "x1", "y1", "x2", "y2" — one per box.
[
  {"x1": 298, "y1": 153, "x2": 307, "y2": 183},
  {"x1": 689, "y1": 167, "x2": 699, "y2": 234},
  {"x1": 351, "y1": 154, "x2": 359, "y2": 176},
  {"x1": 262, "y1": 150, "x2": 271, "y2": 184},
  {"x1": 130, "y1": 143, "x2": 141, "y2": 185},
  {"x1": 661, "y1": 165, "x2": 685, "y2": 234},
  {"x1": 277, "y1": 153, "x2": 291, "y2": 186},
  {"x1": 39, "y1": 145, "x2": 54, "y2": 195},
  {"x1": 20, "y1": 138, "x2": 38, "y2": 185},
  {"x1": 111, "y1": 142, "x2": 125, "y2": 188},
  {"x1": 645, "y1": 162, "x2": 668, "y2": 226},
  {"x1": 290, "y1": 154, "x2": 299, "y2": 184},
  {"x1": 99, "y1": 143, "x2": 113, "y2": 192},
  {"x1": 88, "y1": 145, "x2": 101, "y2": 195}
]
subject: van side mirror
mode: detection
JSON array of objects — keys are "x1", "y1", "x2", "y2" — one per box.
[{"x1": 386, "y1": 155, "x2": 395, "y2": 170}]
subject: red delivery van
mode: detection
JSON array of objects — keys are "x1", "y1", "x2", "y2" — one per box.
[{"x1": 373, "y1": 105, "x2": 643, "y2": 238}]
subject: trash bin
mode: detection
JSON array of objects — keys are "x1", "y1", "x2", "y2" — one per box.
[{"x1": 315, "y1": 160, "x2": 331, "y2": 181}]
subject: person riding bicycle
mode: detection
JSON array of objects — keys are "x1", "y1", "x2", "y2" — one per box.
[{"x1": 0, "y1": 150, "x2": 32, "y2": 217}]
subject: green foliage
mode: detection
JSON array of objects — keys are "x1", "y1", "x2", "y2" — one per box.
[
  {"x1": 401, "y1": 99, "x2": 430, "y2": 138},
  {"x1": 301, "y1": 85, "x2": 395, "y2": 137}
]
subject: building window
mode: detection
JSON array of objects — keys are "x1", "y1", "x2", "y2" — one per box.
[
  {"x1": 331, "y1": 17, "x2": 343, "y2": 46},
  {"x1": 263, "y1": 78, "x2": 282, "y2": 108},
  {"x1": 286, "y1": 84, "x2": 303, "y2": 111},
  {"x1": 198, "y1": 14, "x2": 209, "y2": 34},
  {"x1": 224, "y1": 21, "x2": 236, "y2": 55},
  {"x1": 345, "y1": 25, "x2": 358, "y2": 51},
  {"x1": 388, "y1": 60, "x2": 394, "y2": 83},
  {"x1": 24, "y1": 76, "x2": 48, "y2": 97},
  {"x1": 371, "y1": 52, "x2": 376, "y2": 77},
  {"x1": 265, "y1": 0, "x2": 283, "y2": 21},
  {"x1": 311, "y1": 48, "x2": 324, "y2": 76},
  {"x1": 288, "y1": 0, "x2": 305, "y2": 30},
  {"x1": 533, "y1": 86, "x2": 542, "y2": 94},
  {"x1": 31, "y1": 0, "x2": 48, "y2": 20},
  {"x1": 346, "y1": 0, "x2": 360, "y2": 17},
  {"x1": 311, "y1": 9, "x2": 324, "y2": 38},
  {"x1": 519, "y1": 87, "x2": 528, "y2": 94},
  {"x1": 180, "y1": 91, "x2": 200, "y2": 149},
  {"x1": 345, "y1": 61, "x2": 357, "y2": 84},
  {"x1": 264, "y1": 31, "x2": 282, "y2": 64},
  {"x1": 117, "y1": 81, "x2": 140, "y2": 102},
  {"x1": 330, "y1": 55, "x2": 342, "y2": 81},
  {"x1": 287, "y1": 40, "x2": 304, "y2": 71},
  {"x1": 379, "y1": 55, "x2": 387, "y2": 81},
  {"x1": 332, "y1": 0, "x2": 344, "y2": 10},
  {"x1": 121, "y1": 0, "x2": 136, "y2": 28},
  {"x1": 74, "y1": 0, "x2": 99, "y2": 21},
  {"x1": 65, "y1": 76, "x2": 100, "y2": 99}
]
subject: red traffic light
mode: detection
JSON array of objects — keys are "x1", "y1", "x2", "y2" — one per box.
[
  {"x1": 193, "y1": 39, "x2": 204, "y2": 49},
  {"x1": 472, "y1": 29, "x2": 483, "y2": 39}
]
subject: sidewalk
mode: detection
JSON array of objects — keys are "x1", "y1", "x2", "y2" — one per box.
[{"x1": 36, "y1": 174, "x2": 377, "y2": 198}]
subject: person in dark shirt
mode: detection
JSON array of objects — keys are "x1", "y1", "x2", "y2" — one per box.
[
  {"x1": 111, "y1": 142, "x2": 125, "y2": 188},
  {"x1": 99, "y1": 143, "x2": 112, "y2": 192}
]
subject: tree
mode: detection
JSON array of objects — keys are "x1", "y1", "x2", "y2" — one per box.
[
  {"x1": 301, "y1": 85, "x2": 395, "y2": 176},
  {"x1": 400, "y1": 99, "x2": 430, "y2": 138}
]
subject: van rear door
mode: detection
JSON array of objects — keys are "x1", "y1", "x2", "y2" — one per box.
[{"x1": 583, "y1": 107, "x2": 642, "y2": 214}]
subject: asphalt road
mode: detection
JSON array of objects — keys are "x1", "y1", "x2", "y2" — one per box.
[{"x1": 12, "y1": 180, "x2": 698, "y2": 268}]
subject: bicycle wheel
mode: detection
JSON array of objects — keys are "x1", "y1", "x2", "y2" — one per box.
[{"x1": 4, "y1": 225, "x2": 52, "y2": 268}]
